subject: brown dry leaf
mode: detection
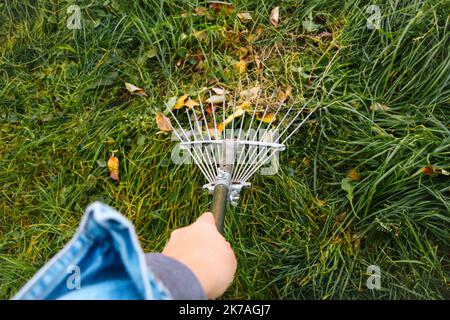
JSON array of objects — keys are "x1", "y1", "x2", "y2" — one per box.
[
  {"x1": 277, "y1": 86, "x2": 292, "y2": 104},
  {"x1": 125, "y1": 82, "x2": 147, "y2": 97},
  {"x1": 235, "y1": 59, "x2": 246, "y2": 74},
  {"x1": 218, "y1": 108, "x2": 245, "y2": 132},
  {"x1": 347, "y1": 168, "x2": 361, "y2": 181},
  {"x1": 194, "y1": 6, "x2": 208, "y2": 16},
  {"x1": 237, "y1": 12, "x2": 253, "y2": 22},
  {"x1": 155, "y1": 112, "x2": 172, "y2": 132},
  {"x1": 209, "y1": 1, "x2": 234, "y2": 14},
  {"x1": 270, "y1": 6, "x2": 280, "y2": 27},
  {"x1": 370, "y1": 102, "x2": 390, "y2": 111},
  {"x1": 174, "y1": 95, "x2": 199, "y2": 109},
  {"x1": 108, "y1": 156, "x2": 119, "y2": 181},
  {"x1": 256, "y1": 112, "x2": 276, "y2": 123}
]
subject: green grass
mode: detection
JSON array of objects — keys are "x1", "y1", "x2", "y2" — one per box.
[{"x1": 0, "y1": 0, "x2": 449, "y2": 299}]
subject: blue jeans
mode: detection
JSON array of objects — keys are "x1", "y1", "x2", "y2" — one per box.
[{"x1": 13, "y1": 202, "x2": 205, "y2": 300}]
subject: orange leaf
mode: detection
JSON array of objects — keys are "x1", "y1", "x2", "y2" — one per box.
[
  {"x1": 155, "y1": 112, "x2": 172, "y2": 132},
  {"x1": 108, "y1": 156, "x2": 119, "y2": 181}
]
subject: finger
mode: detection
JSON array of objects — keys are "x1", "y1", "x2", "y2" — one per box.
[{"x1": 196, "y1": 212, "x2": 215, "y2": 225}]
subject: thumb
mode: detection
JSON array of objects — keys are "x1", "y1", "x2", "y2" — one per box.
[{"x1": 196, "y1": 212, "x2": 216, "y2": 225}]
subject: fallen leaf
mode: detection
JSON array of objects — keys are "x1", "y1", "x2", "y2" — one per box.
[
  {"x1": 185, "y1": 97, "x2": 200, "y2": 109},
  {"x1": 237, "y1": 12, "x2": 252, "y2": 22},
  {"x1": 347, "y1": 168, "x2": 361, "y2": 181},
  {"x1": 194, "y1": 6, "x2": 208, "y2": 16},
  {"x1": 212, "y1": 87, "x2": 227, "y2": 95},
  {"x1": 370, "y1": 102, "x2": 390, "y2": 111},
  {"x1": 108, "y1": 156, "x2": 119, "y2": 181},
  {"x1": 194, "y1": 30, "x2": 208, "y2": 42},
  {"x1": 155, "y1": 112, "x2": 172, "y2": 132},
  {"x1": 125, "y1": 82, "x2": 147, "y2": 97},
  {"x1": 257, "y1": 112, "x2": 276, "y2": 123},
  {"x1": 174, "y1": 94, "x2": 189, "y2": 109},
  {"x1": 277, "y1": 86, "x2": 292, "y2": 104},
  {"x1": 174, "y1": 95, "x2": 200, "y2": 109},
  {"x1": 235, "y1": 59, "x2": 246, "y2": 74},
  {"x1": 270, "y1": 7, "x2": 279, "y2": 27},
  {"x1": 238, "y1": 101, "x2": 252, "y2": 111},
  {"x1": 209, "y1": 1, "x2": 234, "y2": 14},
  {"x1": 218, "y1": 108, "x2": 245, "y2": 132},
  {"x1": 240, "y1": 86, "x2": 260, "y2": 100},
  {"x1": 206, "y1": 95, "x2": 226, "y2": 104}
]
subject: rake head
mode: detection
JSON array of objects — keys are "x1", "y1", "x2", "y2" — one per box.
[{"x1": 165, "y1": 87, "x2": 318, "y2": 232}]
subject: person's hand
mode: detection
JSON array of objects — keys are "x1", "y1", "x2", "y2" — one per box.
[{"x1": 162, "y1": 212, "x2": 237, "y2": 299}]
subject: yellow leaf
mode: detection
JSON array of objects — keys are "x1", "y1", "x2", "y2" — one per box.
[
  {"x1": 155, "y1": 112, "x2": 172, "y2": 132},
  {"x1": 235, "y1": 59, "x2": 246, "y2": 74},
  {"x1": 218, "y1": 108, "x2": 245, "y2": 132},
  {"x1": 174, "y1": 94, "x2": 189, "y2": 109},
  {"x1": 238, "y1": 101, "x2": 252, "y2": 110},
  {"x1": 125, "y1": 82, "x2": 147, "y2": 97},
  {"x1": 108, "y1": 156, "x2": 119, "y2": 181},
  {"x1": 257, "y1": 112, "x2": 276, "y2": 123},
  {"x1": 174, "y1": 94, "x2": 199, "y2": 110},
  {"x1": 270, "y1": 6, "x2": 279, "y2": 27}
]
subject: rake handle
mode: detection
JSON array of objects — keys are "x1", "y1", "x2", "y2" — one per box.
[{"x1": 210, "y1": 184, "x2": 229, "y2": 234}]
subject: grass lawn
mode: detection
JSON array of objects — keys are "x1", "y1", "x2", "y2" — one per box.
[{"x1": 0, "y1": 0, "x2": 449, "y2": 299}]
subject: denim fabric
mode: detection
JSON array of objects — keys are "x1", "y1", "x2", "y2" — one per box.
[{"x1": 13, "y1": 202, "x2": 172, "y2": 300}]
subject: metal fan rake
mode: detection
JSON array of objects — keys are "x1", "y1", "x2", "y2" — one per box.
[{"x1": 165, "y1": 89, "x2": 318, "y2": 233}]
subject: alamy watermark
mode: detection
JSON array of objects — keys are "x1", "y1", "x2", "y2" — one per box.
[
  {"x1": 366, "y1": 5, "x2": 381, "y2": 30},
  {"x1": 66, "y1": 265, "x2": 81, "y2": 290},
  {"x1": 366, "y1": 265, "x2": 381, "y2": 290}
]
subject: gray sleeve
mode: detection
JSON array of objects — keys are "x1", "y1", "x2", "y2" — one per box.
[{"x1": 144, "y1": 253, "x2": 206, "y2": 300}]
